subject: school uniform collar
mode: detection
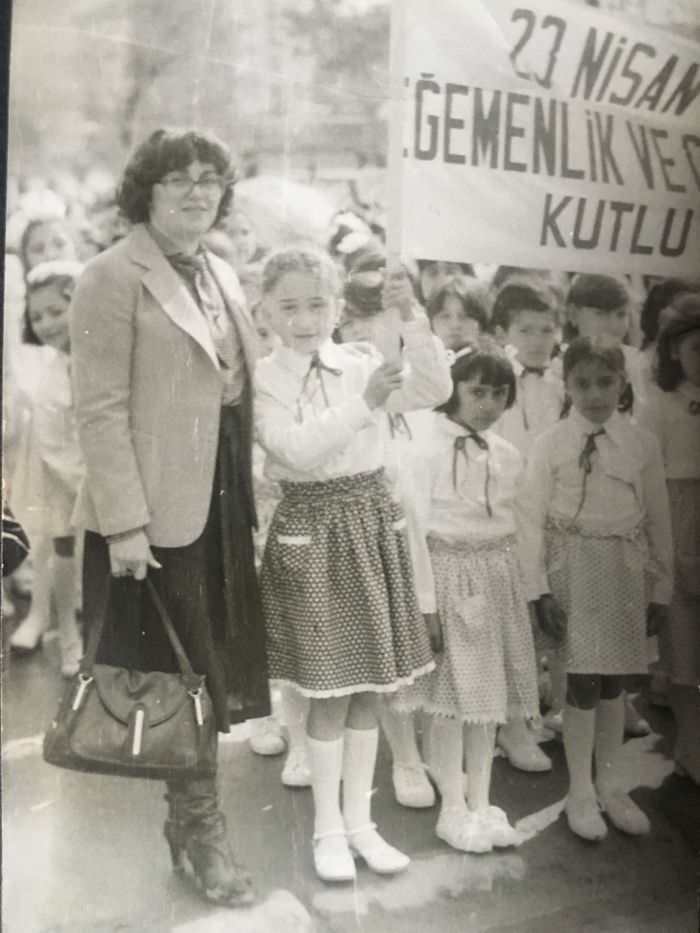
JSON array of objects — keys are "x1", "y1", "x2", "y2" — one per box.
[
  {"x1": 272, "y1": 339, "x2": 343, "y2": 379},
  {"x1": 568, "y1": 408, "x2": 624, "y2": 445},
  {"x1": 505, "y1": 346, "x2": 550, "y2": 379}
]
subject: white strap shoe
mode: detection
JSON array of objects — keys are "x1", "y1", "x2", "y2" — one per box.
[
  {"x1": 346, "y1": 823, "x2": 410, "y2": 874},
  {"x1": 312, "y1": 830, "x2": 356, "y2": 883}
]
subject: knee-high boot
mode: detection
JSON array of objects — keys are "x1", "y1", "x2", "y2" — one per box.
[{"x1": 164, "y1": 775, "x2": 254, "y2": 907}]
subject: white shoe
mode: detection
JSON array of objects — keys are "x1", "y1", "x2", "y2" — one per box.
[
  {"x1": 281, "y1": 745, "x2": 312, "y2": 787},
  {"x1": 436, "y1": 807, "x2": 492, "y2": 854},
  {"x1": 346, "y1": 823, "x2": 410, "y2": 874},
  {"x1": 478, "y1": 806, "x2": 522, "y2": 848},
  {"x1": 249, "y1": 717, "x2": 286, "y2": 756},
  {"x1": 598, "y1": 789, "x2": 650, "y2": 835},
  {"x1": 542, "y1": 710, "x2": 564, "y2": 735},
  {"x1": 565, "y1": 795, "x2": 607, "y2": 841},
  {"x1": 392, "y1": 762, "x2": 436, "y2": 808},
  {"x1": 312, "y1": 831, "x2": 356, "y2": 883},
  {"x1": 497, "y1": 724, "x2": 552, "y2": 773},
  {"x1": 9, "y1": 613, "x2": 49, "y2": 654}
]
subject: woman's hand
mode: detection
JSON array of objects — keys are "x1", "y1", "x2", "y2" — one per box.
[
  {"x1": 108, "y1": 528, "x2": 161, "y2": 581},
  {"x1": 382, "y1": 266, "x2": 416, "y2": 322},
  {"x1": 423, "y1": 611, "x2": 444, "y2": 654},
  {"x1": 363, "y1": 361, "x2": 404, "y2": 409},
  {"x1": 645, "y1": 602, "x2": 669, "y2": 636},
  {"x1": 533, "y1": 594, "x2": 567, "y2": 644}
]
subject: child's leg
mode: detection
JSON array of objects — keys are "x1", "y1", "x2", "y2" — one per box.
[
  {"x1": 432, "y1": 716, "x2": 491, "y2": 853},
  {"x1": 543, "y1": 647, "x2": 567, "y2": 733},
  {"x1": 564, "y1": 674, "x2": 607, "y2": 840},
  {"x1": 306, "y1": 695, "x2": 355, "y2": 882},
  {"x1": 497, "y1": 714, "x2": 551, "y2": 772},
  {"x1": 465, "y1": 723, "x2": 496, "y2": 812},
  {"x1": 595, "y1": 677, "x2": 650, "y2": 834},
  {"x1": 9, "y1": 535, "x2": 53, "y2": 653},
  {"x1": 669, "y1": 684, "x2": 700, "y2": 783},
  {"x1": 343, "y1": 693, "x2": 409, "y2": 874},
  {"x1": 465, "y1": 722, "x2": 521, "y2": 849},
  {"x1": 52, "y1": 536, "x2": 83, "y2": 678},
  {"x1": 379, "y1": 704, "x2": 434, "y2": 808},
  {"x1": 280, "y1": 685, "x2": 311, "y2": 787}
]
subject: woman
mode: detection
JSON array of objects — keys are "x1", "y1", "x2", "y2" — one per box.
[{"x1": 70, "y1": 128, "x2": 269, "y2": 908}]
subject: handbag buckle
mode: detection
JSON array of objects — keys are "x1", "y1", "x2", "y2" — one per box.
[
  {"x1": 189, "y1": 688, "x2": 204, "y2": 726},
  {"x1": 71, "y1": 674, "x2": 94, "y2": 711}
]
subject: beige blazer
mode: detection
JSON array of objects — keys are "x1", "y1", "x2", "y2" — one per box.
[{"x1": 70, "y1": 223, "x2": 259, "y2": 547}]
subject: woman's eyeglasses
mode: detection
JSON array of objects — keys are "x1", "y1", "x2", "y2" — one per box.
[{"x1": 156, "y1": 173, "x2": 225, "y2": 197}]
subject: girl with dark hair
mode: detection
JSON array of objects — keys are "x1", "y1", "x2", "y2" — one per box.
[
  {"x1": 9, "y1": 261, "x2": 85, "y2": 675},
  {"x1": 639, "y1": 294, "x2": 700, "y2": 785},
  {"x1": 427, "y1": 279, "x2": 489, "y2": 352},
  {"x1": 395, "y1": 338, "x2": 540, "y2": 853},
  {"x1": 521, "y1": 337, "x2": 673, "y2": 842},
  {"x1": 69, "y1": 127, "x2": 268, "y2": 908}
]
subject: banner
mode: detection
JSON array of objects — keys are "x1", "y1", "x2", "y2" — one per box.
[{"x1": 391, "y1": 0, "x2": 700, "y2": 275}]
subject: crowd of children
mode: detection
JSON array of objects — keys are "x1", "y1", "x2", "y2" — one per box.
[{"x1": 3, "y1": 178, "x2": 699, "y2": 884}]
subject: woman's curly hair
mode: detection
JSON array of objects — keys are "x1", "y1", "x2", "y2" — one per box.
[{"x1": 117, "y1": 128, "x2": 237, "y2": 226}]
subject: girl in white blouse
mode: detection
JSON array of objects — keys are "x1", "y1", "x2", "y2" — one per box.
[
  {"x1": 639, "y1": 293, "x2": 700, "y2": 785},
  {"x1": 521, "y1": 337, "x2": 673, "y2": 842},
  {"x1": 255, "y1": 247, "x2": 451, "y2": 884},
  {"x1": 10, "y1": 261, "x2": 85, "y2": 677},
  {"x1": 396, "y1": 339, "x2": 540, "y2": 854}
]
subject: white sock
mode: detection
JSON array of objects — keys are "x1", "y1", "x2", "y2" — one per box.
[
  {"x1": 594, "y1": 695, "x2": 625, "y2": 795},
  {"x1": 563, "y1": 704, "x2": 596, "y2": 801},
  {"x1": 280, "y1": 685, "x2": 310, "y2": 753},
  {"x1": 342, "y1": 727, "x2": 379, "y2": 832},
  {"x1": 307, "y1": 736, "x2": 345, "y2": 838},
  {"x1": 379, "y1": 705, "x2": 422, "y2": 767},
  {"x1": 52, "y1": 553, "x2": 82, "y2": 664},
  {"x1": 430, "y1": 716, "x2": 467, "y2": 815},
  {"x1": 465, "y1": 723, "x2": 496, "y2": 812}
]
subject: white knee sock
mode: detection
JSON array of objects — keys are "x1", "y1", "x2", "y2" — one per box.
[
  {"x1": 430, "y1": 717, "x2": 467, "y2": 814},
  {"x1": 280, "y1": 685, "x2": 310, "y2": 753},
  {"x1": 52, "y1": 554, "x2": 82, "y2": 665},
  {"x1": 563, "y1": 704, "x2": 596, "y2": 800},
  {"x1": 594, "y1": 695, "x2": 625, "y2": 794},
  {"x1": 379, "y1": 705, "x2": 422, "y2": 766},
  {"x1": 465, "y1": 723, "x2": 496, "y2": 812},
  {"x1": 342, "y1": 727, "x2": 379, "y2": 831},
  {"x1": 307, "y1": 736, "x2": 345, "y2": 837}
]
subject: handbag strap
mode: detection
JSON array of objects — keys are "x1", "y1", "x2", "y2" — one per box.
[{"x1": 80, "y1": 575, "x2": 201, "y2": 687}]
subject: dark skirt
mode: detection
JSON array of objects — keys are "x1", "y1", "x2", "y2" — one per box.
[
  {"x1": 82, "y1": 405, "x2": 270, "y2": 732},
  {"x1": 260, "y1": 469, "x2": 434, "y2": 697}
]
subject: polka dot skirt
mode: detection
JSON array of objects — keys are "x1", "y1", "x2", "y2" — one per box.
[
  {"x1": 393, "y1": 536, "x2": 539, "y2": 724},
  {"x1": 260, "y1": 469, "x2": 435, "y2": 698},
  {"x1": 545, "y1": 520, "x2": 650, "y2": 675}
]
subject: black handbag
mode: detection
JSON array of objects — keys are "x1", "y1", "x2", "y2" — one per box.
[{"x1": 43, "y1": 578, "x2": 217, "y2": 780}]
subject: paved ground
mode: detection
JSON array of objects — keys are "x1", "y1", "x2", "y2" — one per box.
[{"x1": 2, "y1": 619, "x2": 699, "y2": 933}]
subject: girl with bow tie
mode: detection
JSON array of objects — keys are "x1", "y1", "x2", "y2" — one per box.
[
  {"x1": 395, "y1": 338, "x2": 540, "y2": 854},
  {"x1": 639, "y1": 292, "x2": 700, "y2": 786},
  {"x1": 521, "y1": 337, "x2": 673, "y2": 842},
  {"x1": 255, "y1": 247, "x2": 451, "y2": 884}
]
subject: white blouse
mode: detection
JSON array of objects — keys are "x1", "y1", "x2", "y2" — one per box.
[
  {"x1": 493, "y1": 354, "x2": 565, "y2": 459},
  {"x1": 638, "y1": 382, "x2": 700, "y2": 481},
  {"x1": 519, "y1": 409, "x2": 673, "y2": 603},
  {"x1": 254, "y1": 316, "x2": 452, "y2": 482},
  {"x1": 413, "y1": 414, "x2": 525, "y2": 613}
]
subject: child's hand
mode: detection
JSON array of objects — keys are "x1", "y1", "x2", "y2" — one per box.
[
  {"x1": 423, "y1": 612, "x2": 443, "y2": 653},
  {"x1": 382, "y1": 266, "x2": 416, "y2": 322},
  {"x1": 363, "y1": 361, "x2": 404, "y2": 409},
  {"x1": 533, "y1": 594, "x2": 567, "y2": 644},
  {"x1": 645, "y1": 602, "x2": 669, "y2": 636}
]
